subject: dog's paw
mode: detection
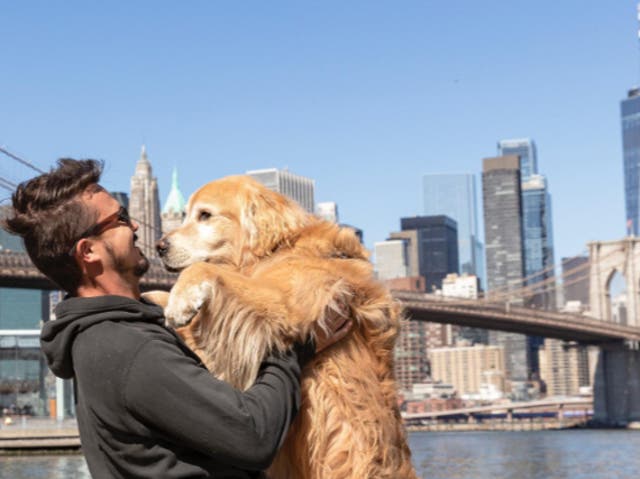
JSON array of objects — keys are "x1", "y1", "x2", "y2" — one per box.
[{"x1": 165, "y1": 282, "x2": 213, "y2": 327}]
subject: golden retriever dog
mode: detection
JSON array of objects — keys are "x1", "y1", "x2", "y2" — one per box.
[{"x1": 150, "y1": 175, "x2": 417, "y2": 479}]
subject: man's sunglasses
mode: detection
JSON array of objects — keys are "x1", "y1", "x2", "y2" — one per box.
[{"x1": 68, "y1": 206, "x2": 133, "y2": 256}]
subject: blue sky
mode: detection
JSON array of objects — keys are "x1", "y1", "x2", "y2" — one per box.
[{"x1": 0, "y1": 1, "x2": 637, "y2": 266}]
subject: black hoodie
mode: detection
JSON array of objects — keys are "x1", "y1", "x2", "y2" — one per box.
[{"x1": 41, "y1": 295, "x2": 314, "y2": 479}]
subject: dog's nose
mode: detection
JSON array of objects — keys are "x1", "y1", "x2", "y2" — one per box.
[{"x1": 156, "y1": 238, "x2": 170, "y2": 257}]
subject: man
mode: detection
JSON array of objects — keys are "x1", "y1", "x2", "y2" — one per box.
[{"x1": 4, "y1": 158, "x2": 351, "y2": 478}]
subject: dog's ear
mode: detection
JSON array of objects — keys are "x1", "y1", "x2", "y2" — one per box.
[{"x1": 240, "y1": 183, "x2": 309, "y2": 261}]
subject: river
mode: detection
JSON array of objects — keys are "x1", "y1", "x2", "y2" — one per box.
[{"x1": 1, "y1": 430, "x2": 638, "y2": 478}]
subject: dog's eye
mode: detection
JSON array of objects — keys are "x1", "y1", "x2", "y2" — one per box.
[{"x1": 198, "y1": 211, "x2": 212, "y2": 221}]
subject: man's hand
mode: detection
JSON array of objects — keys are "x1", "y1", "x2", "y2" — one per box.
[{"x1": 314, "y1": 305, "x2": 353, "y2": 353}]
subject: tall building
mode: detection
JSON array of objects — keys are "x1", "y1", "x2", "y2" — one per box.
[
  {"x1": 246, "y1": 168, "x2": 315, "y2": 213},
  {"x1": 129, "y1": 146, "x2": 161, "y2": 258},
  {"x1": 622, "y1": 88, "x2": 640, "y2": 236},
  {"x1": 422, "y1": 173, "x2": 485, "y2": 285},
  {"x1": 482, "y1": 156, "x2": 530, "y2": 382},
  {"x1": 498, "y1": 139, "x2": 556, "y2": 374},
  {"x1": 161, "y1": 168, "x2": 187, "y2": 235},
  {"x1": 497, "y1": 138, "x2": 537, "y2": 182},
  {"x1": 400, "y1": 215, "x2": 459, "y2": 292},
  {"x1": 521, "y1": 174, "x2": 555, "y2": 309}
]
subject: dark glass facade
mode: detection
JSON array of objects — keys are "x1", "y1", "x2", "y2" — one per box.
[
  {"x1": 622, "y1": 89, "x2": 640, "y2": 236},
  {"x1": 400, "y1": 215, "x2": 459, "y2": 292}
]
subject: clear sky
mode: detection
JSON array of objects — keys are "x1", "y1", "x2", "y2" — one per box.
[{"x1": 0, "y1": 1, "x2": 637, "y2": 266}]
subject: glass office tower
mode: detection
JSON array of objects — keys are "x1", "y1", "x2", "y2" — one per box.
[
  {"x1": 422, "y1": 173, "x2": 484, "y2": 286},
  {"x1": 622, "y1": 88, "x2": 640, "y2": 236},
  {"x1": 522, "y1": 175, "x2": 555, "y2": 309},
  {"x1": 497, "y1": 138, "x2": 538, "y2": 182}
]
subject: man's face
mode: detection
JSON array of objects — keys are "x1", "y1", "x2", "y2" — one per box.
[{"x1": 82, "y1": 187, "x2": 149, "y2": 278}]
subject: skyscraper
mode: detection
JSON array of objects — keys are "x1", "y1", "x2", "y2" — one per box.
[
  {"x1": 161, "y1": 168, "x2": 187, "y2": 235},
  {"x1": 521, "y1": 174, "x2": 555, "y2": 309},
  {"x1": 246, "y1": 168, "x2": 315, "y2": 213},
  {"x1": 482, "y1": 156, "x2": 530, "y2": 382},
  {"x1": 422, "y1": 173, "x2": 485, "y2": 285},
  {"x1": 129, "y1": 146, "x2": 161, "y2": 258},
  {"x1": 497, "y1": 138, "x2": 538, "y2": 182},
  {"x1": 622, "y1": 88, "x2": 640, "y2": 236},
  {"x1": 400, "y1": 215, "x2": 459, "y2": 292},
  {"x1": 498, "y1": 140, "x2": 555, "y2": 307}
]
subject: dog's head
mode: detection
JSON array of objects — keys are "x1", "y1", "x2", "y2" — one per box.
[{"x1": 157, "y1": 175, "x2": 310, "y2": 271}]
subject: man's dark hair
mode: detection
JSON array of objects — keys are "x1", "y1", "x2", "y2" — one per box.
[{"x1": 3, "y1": 159, "x2": 104, "y2": 293}]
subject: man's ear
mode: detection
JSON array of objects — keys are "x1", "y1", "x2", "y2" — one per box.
[{"x1": 76, "y1": 238, "x2": 101, "y2": 264}]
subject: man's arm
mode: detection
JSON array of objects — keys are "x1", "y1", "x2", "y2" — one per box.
[{"x1": 124, "y1": 337, "x2": 313, "y2": 470}]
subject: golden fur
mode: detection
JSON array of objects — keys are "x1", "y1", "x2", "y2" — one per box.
[{"x1": 153, "y1": 175, "x2": 417, "y2": 479}]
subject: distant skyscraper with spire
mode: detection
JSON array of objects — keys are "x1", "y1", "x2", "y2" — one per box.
[
  {"x1": 129, "y1": 145, "x2": 161, "y2": 257},
  {"x1": 162, "y1": 168, "x2": 187, "y2": 234}
]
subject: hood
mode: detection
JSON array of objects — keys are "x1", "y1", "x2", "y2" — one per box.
[{"x1": 41, "y1": 295, "x2": 165, "y2": 379}]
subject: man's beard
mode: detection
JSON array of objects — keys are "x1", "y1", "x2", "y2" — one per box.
[{"x1": 105, "y1": 242, "x2": 150, "y2": 277}]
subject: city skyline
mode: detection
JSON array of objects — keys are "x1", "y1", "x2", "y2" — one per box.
[{"x1": 0, "y1": 1, "x2": 637, "y2": 268}]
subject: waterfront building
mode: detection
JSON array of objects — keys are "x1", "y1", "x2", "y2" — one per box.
[
  {"x1": 316, "y1": 202, "x2": 338, "y2": 223},
  {"x1": 429, "y1": 343, "x2": 506, "y2": 398},
  {"x1": 622, "y1": 88, "x2": 640, "y2": 236},
  {"x1": 482, "y1": 156, "x2": 530, "y2": 382},
  {"x1": 538, "y1": 339, "x2": 590, "y2": 396},
  {"x1": 385, "y1": 277, "x2": 429, "y2": 391},
  {"x1": 422, "y1": 173, "x2": 485, "y2": 285},
  {"x1": 129, "y1": 145, "x2": 162, "y2": 258},
  {"x1": 400, "y1": 215, "x2": 459, "y2": 293},
  {"x1": 246, "y1": 168, "x2": 315, "y2": 213},
  {"x1": 161, "y1": 168, "x2": 187, "y2": 235}
]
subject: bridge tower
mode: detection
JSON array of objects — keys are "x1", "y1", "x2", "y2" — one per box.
[
  {"x1": 589, "y1": 238, "x2": 640, "y2": 426},
  {"x1": 588, "y1": 237, "x2": 640, "y2": 326}
]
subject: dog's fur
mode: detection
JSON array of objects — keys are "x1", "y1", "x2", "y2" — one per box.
[{"x1": 151, "y1": 175, "x2": 417, "y2": 479}]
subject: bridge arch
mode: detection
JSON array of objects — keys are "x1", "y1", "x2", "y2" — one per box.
[
  {"x1": 606, "y1": 269, "x2": 628, "y2": 325},
  {"x1": 589, "y1": 238, "x2": 640, "y2": 326}
]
